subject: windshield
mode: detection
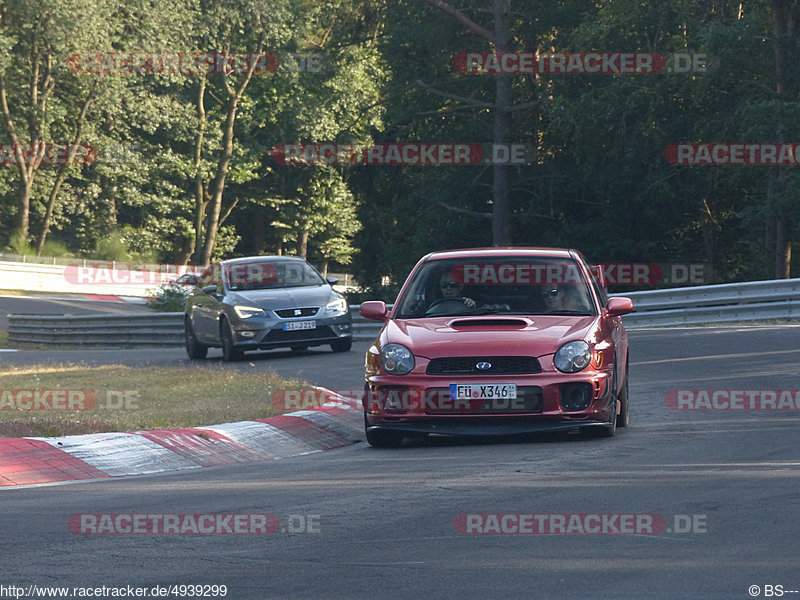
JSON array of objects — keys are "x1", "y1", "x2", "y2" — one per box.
[
  {"x1": 394, "y1": 257, "x2": 597, "y2": 318},
  {"x1": 223, "y1": 260, "x2": 325, "y2": 291}
]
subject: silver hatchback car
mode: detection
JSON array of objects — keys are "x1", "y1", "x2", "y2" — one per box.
[{"x1": 184, "y1": 256, "x2": 352, "y2": 361}]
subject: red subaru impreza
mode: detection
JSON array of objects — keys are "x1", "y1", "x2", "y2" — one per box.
[{"x1": 359, "y1": 248, "x2": 633, "y2": 447}]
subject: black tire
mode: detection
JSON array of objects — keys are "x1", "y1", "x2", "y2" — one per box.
[
  {"x1": 330, "y1": 337, "x2": 353, "y2": 353},
  {"x1": 580, "y1": 378, "x2": 617, "y2": 439},
  {"x1": 220, "y1": 318, "x2": 244, "y2": 362},
  {"x1": 616, "y1": 370, "x2": 630, "y2": 428},
  {"x1": 184, "y1": 317, "x2": 208, "y2": 360},
  {"x1": 364, "y1": 413, "x2": 403, "y2": 448},
  {"x1": 580, "y1": 419, "x2": 615, "y2": 438}
]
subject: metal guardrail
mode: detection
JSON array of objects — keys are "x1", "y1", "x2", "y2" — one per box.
[
  {"x1": 6, "y1": 308, "x2": 382, "y2": 346},
  {"x1": 7, "y1": 279, "x2": 800, "y2": 346},
  {"x1": 7, "y1": 313, "x2": 185, "y2": 346},
  {"x1": 614, "y1": 278, "x2": 800, "y2": 327}
]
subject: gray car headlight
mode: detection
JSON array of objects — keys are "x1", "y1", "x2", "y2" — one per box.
[
  {"x1": 380, "y1": 343, "x2": 415, "y2": 375},
  {"x1": 234, "y1": 305, "x2": 267, "y2": 319},
  {"x1": 554, "y1": 340, "x2": 592, "y2": 373},
  {"x1": 325, "y1": 297, "x2": 348, "y2": 315}
]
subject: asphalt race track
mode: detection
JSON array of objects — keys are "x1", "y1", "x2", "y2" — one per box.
[{"x1": 2, "y1": 323, "x2": 799, "y2": 600}]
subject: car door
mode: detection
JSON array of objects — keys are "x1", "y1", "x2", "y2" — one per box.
[{"x1": 190, "y1": 264, "x2": 224, "y2": 343}]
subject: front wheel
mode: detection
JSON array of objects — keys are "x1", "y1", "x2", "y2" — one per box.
[
  {"x1": 220, "y1": 319, "x2": 244, "y2": 362},
  {"x1": 364, "y1": 413, "x2": 403, "y2": 448},
  {"x1": 184, "y1": 318, "x2": 208, "y2": 360},
  {"x1": 616, "y1": 371, "x2": 630, "y2": 428},
  {"x1": 330, "y1": 337, "x2": 352, "y2": 353}
]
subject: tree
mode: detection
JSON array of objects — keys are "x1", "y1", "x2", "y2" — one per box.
[{"x1": 0, "y1": 0, "x2": 114, "y2": 245}]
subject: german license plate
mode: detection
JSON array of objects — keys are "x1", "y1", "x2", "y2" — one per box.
[
  {"x1": 450, "y1": 383, "x2": 517, "y2": 400},
  {"x1": 283, "y1": 320, "x2": 316, "y2": 331}
]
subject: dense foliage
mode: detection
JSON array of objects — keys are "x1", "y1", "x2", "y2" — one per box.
[{"x1": 1, "y1": 0, "x2": 798, "y2": 296}]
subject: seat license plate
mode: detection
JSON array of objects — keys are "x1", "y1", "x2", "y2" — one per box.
[
  {"x1": 283, "y1": 320, "x2": 316, "y2": 331},
  {"x1": 450, "y1": 383, "x2": 517, "y2": 400}
]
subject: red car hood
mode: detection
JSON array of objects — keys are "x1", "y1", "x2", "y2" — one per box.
[{"x1": 382, "y1": 315, "x2": 598, "y2": 359}]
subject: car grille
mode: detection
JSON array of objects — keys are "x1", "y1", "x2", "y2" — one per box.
[
  {"x1": 423, "y1": 386, "x2": 543, "y2": 414},
  {"x1": 274, "y1": 307, "x2": 319, "y2": 318},
  {"x1": 264, "y1": 325, "x2": 334, "y2": 342},
  {"x1": 426, "y1": 356, "x2": 541, "y2": 375}
]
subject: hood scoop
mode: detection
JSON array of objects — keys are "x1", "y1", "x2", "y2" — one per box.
[{"x1": 449, "y1": 317, "x2": 530, "y2": 328}]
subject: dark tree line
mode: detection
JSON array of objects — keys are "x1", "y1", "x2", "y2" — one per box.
[{"x1": 1, "y1": 1, "x2": 798, "y2": 294}]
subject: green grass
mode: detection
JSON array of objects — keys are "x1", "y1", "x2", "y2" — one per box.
[{"x1": 0, "y1": 363, "x2": 315, "y2": 437}]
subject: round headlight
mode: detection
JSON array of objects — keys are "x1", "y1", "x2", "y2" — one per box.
[
  {"x1": 554, "y1": 340, "x2": 592, "y2": 373},
  {"x1": 380, "y1": 343, "x2": 415, "y2": 375}
]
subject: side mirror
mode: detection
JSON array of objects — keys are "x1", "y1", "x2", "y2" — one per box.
[
  {"x1": 360, "y1": 300, "x2": 388, "y2": 321},
  {"x1": 326, "y1": 276, "x2": 339, "y2": 285},
  {"x1": 202, "y1": 285, "x2": 220, "y2": 298},
  {"x1": 606, "y1": 297, "x2": 633, "y2": 316}
]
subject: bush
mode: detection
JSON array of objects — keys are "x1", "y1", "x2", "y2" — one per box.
[
  {"x1": 147, "y1": 283, "x2": 190, "y2": 312},
  {"x1": 4, "y1": 232, "x2": 33, "y2": 256},
  {"x1": 39, "y1": 239, "x2": 73, "y2": 258},
  {"x1": 95, "y1": 232, "x2": 131, "y2": 261}
]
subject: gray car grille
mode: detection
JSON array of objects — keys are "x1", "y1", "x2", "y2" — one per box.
[{"x1": 274, "y1": 307, "x2": 319, "y2": 318}]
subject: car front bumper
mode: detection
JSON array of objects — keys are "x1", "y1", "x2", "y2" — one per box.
[
  {"x1": 231, "y1": 313, "x2": 352, "y2": 349},
  {"x1": 364, "y1": 370, "x2": 616, "y2": 436}
]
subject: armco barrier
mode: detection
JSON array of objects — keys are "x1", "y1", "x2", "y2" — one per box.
[
  {"x1": 6, "y1": 278, "x2": 800, "y2": 346},
  {"x1": 7, "y1": 313, "x2": 184, "y2": 346},
  {"x1": 6, "y1": 308, "x2": 381, "y2": 346},
  {"x1": 616, "y1": 278, "x2": 800, "y2": 327}
]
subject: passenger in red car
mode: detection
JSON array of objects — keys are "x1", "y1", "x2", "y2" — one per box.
[{"x1": 540, "y1": 284, "x2": 590, "y2": 313}]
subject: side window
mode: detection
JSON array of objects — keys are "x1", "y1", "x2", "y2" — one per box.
[
  {"x1": 198, "y1": 264, "x2": 222, "y2": 289},
  {"x1": 588, "y1": 267, "x2": 609, "y2": 307},
  {"x1": 198, "y1": 265, "x2": 214, "y2": 287}
]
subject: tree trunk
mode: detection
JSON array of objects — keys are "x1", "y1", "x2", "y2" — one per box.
[
  {"x1": 769, "y1": 0, "x2": 797, "y2": 279},
  {"x1": 775, "y1": 209, "x2": 792, "y2": 277},
  {"x1": 36, "y1": 91, "x2": 95, "y2": 254},
  {"x1": 701, "y1": 199, "x2": 717, "y2": 284},
  {"x1": 492, "y1": 0, "x2": 512, "y2": 246},
  {"x1": 201, "y1": 96, "x2": 239, "y2": 264},
  {"x1": 13, "y1": 182, "x2": 32, "y2": 242},
  {"x1": 192, "y1": 78, "x2": 208, "y2": 264},
  {"x1": 297, "y1": 230, "x2": 309, "y2": 259},
  {"x1": 200, "y1": 49, "x2": 262, "y2": 264},
  {"x1": 424, "y1": 0, "x2": 513, "y2": 245}
]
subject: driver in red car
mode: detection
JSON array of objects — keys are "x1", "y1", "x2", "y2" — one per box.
[{"x1": 438, "y1": 272, "x2": 477, "y2": 308}]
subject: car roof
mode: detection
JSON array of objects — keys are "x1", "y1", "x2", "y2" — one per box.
[
  {"x1": 423, "y1": 247, "x2": 577, "y2": 261},
  {"x1": 219, "y1": 255, "x2": 306, "y2": 266}
]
